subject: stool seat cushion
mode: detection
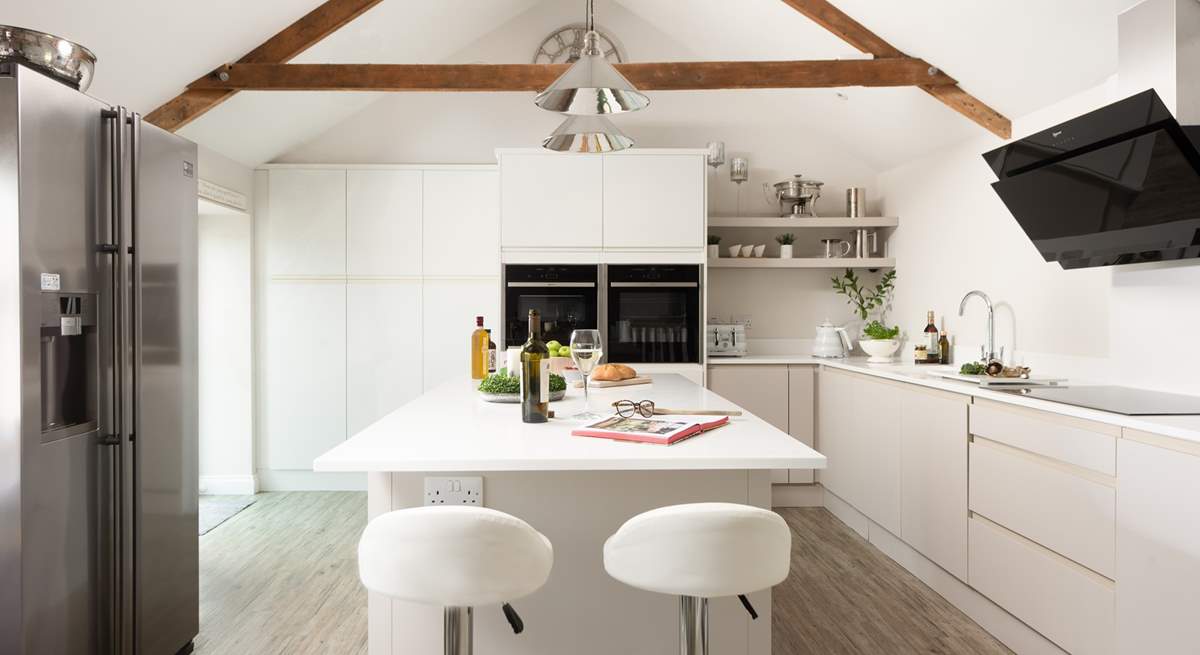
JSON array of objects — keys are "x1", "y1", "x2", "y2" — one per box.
[
  {"x1": 358, "y1": 506, "x2": 553, "y2": 607},
  {"x1": 603, "y1": 503, "x2": 790, "y2": 598}
]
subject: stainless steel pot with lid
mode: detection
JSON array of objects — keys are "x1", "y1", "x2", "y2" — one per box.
[
  {"x1": 0, "y1": 26, "x2": 96, "y2": 91},
  {"x1": 766, "y1": 174, "x2": 824, "y2": 217}
]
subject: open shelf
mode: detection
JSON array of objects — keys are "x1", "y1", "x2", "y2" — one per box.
[
  {"x1": 707, "y1": 216, "x2": 898, "y2": 228},
  {"x1": 708, "y1": 257, "x2": 895, "y2": 269}
]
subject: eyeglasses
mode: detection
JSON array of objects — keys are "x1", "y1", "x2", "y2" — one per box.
[{"x1": 612, "y1": 400, "x2": 655, "y2": 418}]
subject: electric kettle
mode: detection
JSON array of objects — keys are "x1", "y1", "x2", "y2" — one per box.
[{"x1": 813, "y1": 320, "x2": 852, "y2": 358}]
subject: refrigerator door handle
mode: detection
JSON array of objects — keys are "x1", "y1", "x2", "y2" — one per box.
[{"x1": 127, "y1": 110, "x2": 142, "y2": 655}]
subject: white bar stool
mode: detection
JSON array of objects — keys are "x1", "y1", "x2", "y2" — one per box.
[
  {"x1": 358, "y1": 506, "x2": 554, "y2": 655},
  {"x1": 603, "y1": 503, "x2": 791, "y2": 655}
]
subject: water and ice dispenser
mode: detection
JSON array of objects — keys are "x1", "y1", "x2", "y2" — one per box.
[{"x1": 40, "y1": 292, "x2": 98, "y2": 441}]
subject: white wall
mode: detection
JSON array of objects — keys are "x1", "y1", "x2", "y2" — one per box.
[
  {"x1": 879, "y1": 76, "x2": 1200, "y2": 394},
  {"x1": 197, "y1": 146, "x2": 257, "y2": 494}
]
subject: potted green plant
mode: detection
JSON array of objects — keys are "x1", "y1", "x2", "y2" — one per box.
[
  {"x1": 707, "y1": 234, "x2": 721, "y2": 259},
  {"x1": 775, "y1": 233, "x2": 795, "y2": 258},
  {"x1": 831, "y1": 269, "x2": 900, "y2": 361}
]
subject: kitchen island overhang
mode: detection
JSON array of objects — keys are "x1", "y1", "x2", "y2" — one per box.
[{"x1": 315, "y1": 374, "x2": 824, "y2": 654}]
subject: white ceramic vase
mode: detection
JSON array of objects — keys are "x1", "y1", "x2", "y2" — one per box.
[
  {"x1": 707, "y1": 244, "x2": 720, "y2": 259},
  {"x1": 779, "y1": 244, "x2": 793, "y2": 258}
]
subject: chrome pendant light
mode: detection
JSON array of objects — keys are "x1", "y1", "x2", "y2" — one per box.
[
  {"x1": 535, "y1": 0, "x2": 649, "y2": 115},
  {"x1": 541, "y1": 115, "x2": 634, "y2": 153}
]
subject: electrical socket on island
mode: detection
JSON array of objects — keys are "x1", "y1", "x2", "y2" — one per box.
[{"x1": 424, "y1": 477, "x2": 483, "y2": 506}]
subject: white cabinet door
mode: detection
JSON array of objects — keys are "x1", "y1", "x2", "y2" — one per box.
[
  {"x1": 347, "y1": 170, "x2": 422, "y2": 277},
  {"x1": 1116, "y1": 437, "x2": 1200, "y2": 654},
  {"x1": 899, "y1": 385, "x2": 969, "y2": 580},
  {"x1": 707, "y1": 365, "x2": 790, "y2": 484},
  {"x1": 267, "y1": 169, "x2": 346, "y2": 276},
  {"x1": 500, "y1": 154, "x2": 602, "y2": 249},
  {"x1": 263, "y1": 281, "x2": 346, "y2": 470},
  {"x1": 602, "y1": 154, "x2": 704, "y2": 249},
  {"x1": 424, "y1": 170, "x2": 500, "y2": 277},
  {"x1": 422, "y1": 278, "x2": 500, "y2": 391},
  {"x1": 787, "y1": 366, "x2": 815, "y2": 483},
  {"x1": 817, "y1": 368, "x2": 903, "y2": 534},
  {"x1": 347, "y1": 281, "x2": 423, "y2": 436}
]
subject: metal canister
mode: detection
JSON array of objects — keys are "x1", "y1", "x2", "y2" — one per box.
[{"x1": 846, "y1": 187, "x2": 867, "y2": 217}]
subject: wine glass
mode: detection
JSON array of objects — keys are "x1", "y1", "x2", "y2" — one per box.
[{"x1": 569, "y1": 329, "x2": 604, "y2": 421}]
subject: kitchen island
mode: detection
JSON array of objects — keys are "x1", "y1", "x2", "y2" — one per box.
[{"x1": 315, "y1": 373, "x2": 825, "y2": 655}]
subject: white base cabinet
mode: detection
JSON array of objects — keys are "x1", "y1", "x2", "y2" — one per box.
[
  {"x1": 899, "y1": 386, "x2": 969, "y2": 581},
  {"x1": 706, "y1": 365, "x2": 815, "y2": 484},
  {"x1": 1115, "y1": 436, "x2": 1200, "y2": 654}
]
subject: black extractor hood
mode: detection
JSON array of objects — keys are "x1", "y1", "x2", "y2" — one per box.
[{"x1": 982, "y1": 89, "x2": 1200, "y2": 269}]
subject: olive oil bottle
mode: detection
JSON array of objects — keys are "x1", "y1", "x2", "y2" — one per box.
[
  {"x1": 520, "y1": 309, "x2": 550, "y2": 423},
  {"x1": 471, "y1": 316, "x2": 489, "y2": 380}
]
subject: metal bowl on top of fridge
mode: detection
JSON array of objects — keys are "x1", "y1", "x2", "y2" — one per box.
[{"x1": 0, "y1": 25, "x2": 96, "y2": 91}]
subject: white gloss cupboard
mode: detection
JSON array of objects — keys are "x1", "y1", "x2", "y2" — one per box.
[
  {"x1": 260, "y1": 166, "x2": 501, "y2": 474},
  {"x1": 347, "y1": 170, "x2": 422, "y2": 277},
  {"x1": 499, "y1": 153, "x2": 603, "y2": 249},
  {"x1": 1115, "y1": 435, "x2": 1200, "y2": 654},
  {"x1": 601, "y1": 154, "x2": 704, "y2": 249},
  {"x1": 262, "y1": 281, "x2": 346, "y2": 470},
  {"x1": 498, "y1": 149, "x2": 707, "y2": 254}
]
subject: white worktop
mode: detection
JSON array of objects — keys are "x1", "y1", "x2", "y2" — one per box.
[
  {"x1": 709, "y1": 355, "x2": 1200, "y2": 446},
  {"x1": 313, "y1": 374, "x2": 827, "y2": 472}
]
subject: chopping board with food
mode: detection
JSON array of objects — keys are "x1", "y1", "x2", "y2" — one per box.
[{"x1": 573, "y1": 363, "x2": 652, "y2": 388}]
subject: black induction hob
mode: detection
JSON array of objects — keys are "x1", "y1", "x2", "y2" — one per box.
[{"x1": 998, "y1": 385, "x2": 1200, "y2": 416}]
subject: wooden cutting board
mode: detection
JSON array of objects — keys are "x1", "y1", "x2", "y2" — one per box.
[{"x1": 573, "y1": 376, "x2": 653, "y2": 388}]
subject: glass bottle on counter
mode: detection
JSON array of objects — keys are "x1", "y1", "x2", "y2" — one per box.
[
  {"x1": 486, "y1": 329, "x2": 498, "y2": 373},
  {"x1": 924, "y1": 310, "x2": 940, "y2": 363},
  {"x1": 521, "y1": 309, "x2": 550, "y2": 423},
  {"x1": 938, "y1": 329, "x2": 951, "y2": 365},
  {"x1": 471, "y1": 316, "x2": 489, "y2": 380}
]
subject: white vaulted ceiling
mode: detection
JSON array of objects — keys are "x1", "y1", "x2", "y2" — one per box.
[{"x1": 6, "y1": 0, "x2": 1124, "y2": 169}]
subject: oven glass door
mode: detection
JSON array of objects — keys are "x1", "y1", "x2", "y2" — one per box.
[
  {"x1": 505, "y1": 286, "x2": 598, "y2": 348},
  {"x1": 607, "y1": 284, "x2": 699, "y2": 363}
]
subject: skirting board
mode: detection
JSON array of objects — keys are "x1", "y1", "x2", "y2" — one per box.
[
  {"x1": 771, "y1": 483, "x2": 824, "y2": 508},
  {"x1": 257, "y1": 469, "x2": 367, "y2": 491},
  {"x1": 199, "y1": 474, "x2": 258, "y2": 496},
  {"x1": 820, "y1": 486, "x2": 1068, "y2": 655}
]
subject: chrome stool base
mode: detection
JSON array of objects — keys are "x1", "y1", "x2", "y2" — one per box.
[
  {"x1": 679, "y1": 596, "x2": 709, "y2": 655},
  {"x1": 444, "y1": 607, "x2": 473, "y2": 655}
]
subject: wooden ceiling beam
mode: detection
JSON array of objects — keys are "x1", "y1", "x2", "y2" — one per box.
[
  {"x1": 186, "y1": 59, "x2": 956, "y2": 93},
  {"x1": 145, "y1": 0, "x2": 384, "y2": 132},
  {"x1": 780, "y1": 0, "x2": 1011, "y2": 138}
]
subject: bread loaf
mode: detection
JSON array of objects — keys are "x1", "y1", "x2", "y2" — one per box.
[{"x1": 591, "y1": 363, "x2": 637, "y2": 382}]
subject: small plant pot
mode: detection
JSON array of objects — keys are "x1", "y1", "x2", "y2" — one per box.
[
  {"x1": 728, "y1": 244, "x2": 743, "y2": 258},
  {"x1": 859, "y1": 338, "x2": 900, "y2": 363},
  {"x1": 779, "y1": 244, "x2": 793, "y2": 258},
  {"x1": 708, "y1": 244, "x2": 720, "y2": 259}
]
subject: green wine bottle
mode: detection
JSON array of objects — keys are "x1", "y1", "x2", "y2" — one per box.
[{"x1": 521, "y1": 309, "x2": 550, "y2": 423}]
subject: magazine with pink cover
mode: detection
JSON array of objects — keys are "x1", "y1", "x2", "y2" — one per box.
[{"x1": 571, "y1": 414, "x2": 730, "y2": 445}]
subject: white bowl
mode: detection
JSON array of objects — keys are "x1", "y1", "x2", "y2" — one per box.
[
  {"x1": 728, "y1": 244, "x2": 743, "y2": 258},
  {"x1": 753, "y1": 244, "x2": 766, "y2": 257},
  {"x1": 859, "y1": 338, "x2": 900, "y2": 363},
  {"x1": 740, "y1": 245, "x2": 755, "y2": 257}
]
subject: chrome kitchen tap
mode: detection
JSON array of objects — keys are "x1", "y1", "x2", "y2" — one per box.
[{"x1": 958, "y1": 290, "x2": 1002, "y2": 362}]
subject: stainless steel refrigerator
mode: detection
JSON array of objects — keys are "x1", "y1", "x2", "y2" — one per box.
[{"x1": 0, "y1": 63, "x2": 199, "y2": 654}]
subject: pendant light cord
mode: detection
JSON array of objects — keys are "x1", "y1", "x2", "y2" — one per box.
[{"x1": 586, "y1": 0, "x2": 594, "y2": 32}]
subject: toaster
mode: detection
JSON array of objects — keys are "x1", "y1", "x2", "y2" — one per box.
[{"x1": 706, "y1": 323, "x2": 748, "y2": 357}]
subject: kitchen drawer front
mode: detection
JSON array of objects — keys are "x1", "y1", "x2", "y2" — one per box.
[
  {"x1": 969, "y1": 438, "x2": 1115, "y2": 578},
  {"x1": 969, "y1": 400, "x2": 1117, "y2": 475},
  {"x1": 969, "y1": 515, "x2": 1115, "y2": 655}
]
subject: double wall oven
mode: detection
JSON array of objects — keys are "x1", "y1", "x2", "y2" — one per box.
[{"x1": 503, "y1": 264, "x2": 702, "y2": 364}]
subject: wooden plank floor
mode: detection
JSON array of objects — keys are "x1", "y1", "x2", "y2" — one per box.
[{"x1": 196, "y1": 494, "x2": 1009, "y2": 655}]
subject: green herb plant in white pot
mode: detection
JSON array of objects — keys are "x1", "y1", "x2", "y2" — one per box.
[
  {"x1": 707, "y1": 234, "x2": 721, "y2": 259},
  {"x1": 832, "y1": 269, "x2": 899, "y2": 361},
  {"x1": 859, "y1": 320, "x2": 902, "y2": 362},
  {"x1": 775, "y1": 232, "x2": 795, "y2": 258}
]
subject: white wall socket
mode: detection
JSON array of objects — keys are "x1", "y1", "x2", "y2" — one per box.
[{"x1": 424, "y1": 477, "x2": 483, "y2": 506}]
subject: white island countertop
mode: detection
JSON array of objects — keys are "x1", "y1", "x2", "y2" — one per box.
[{"x1": 314, "y1": 374, "x2": 827, "y2": 472}]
